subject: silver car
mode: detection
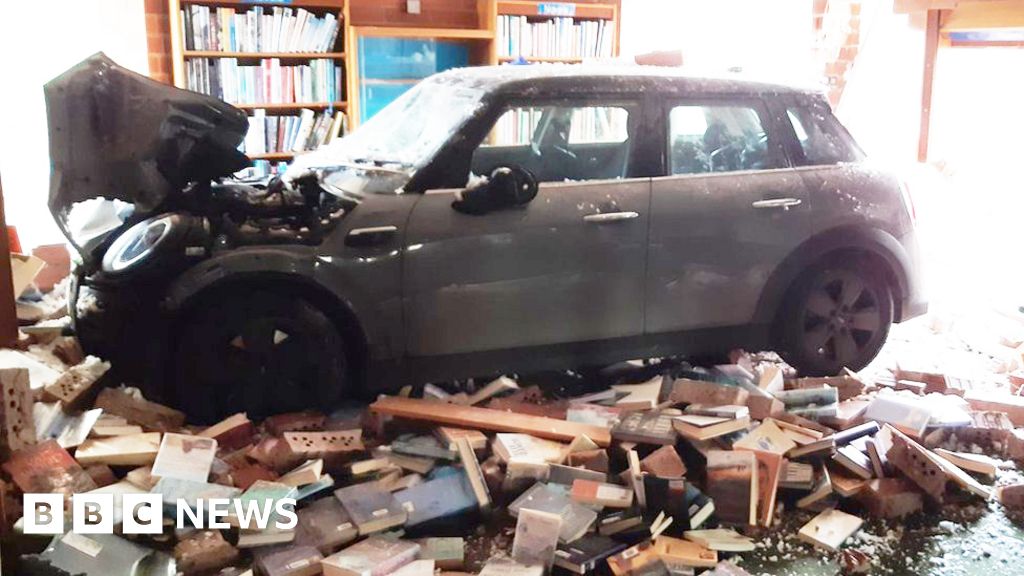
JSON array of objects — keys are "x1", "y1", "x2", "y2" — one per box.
[{"x1": 47, "y1": 54, "x2": 925, "y2": 422}]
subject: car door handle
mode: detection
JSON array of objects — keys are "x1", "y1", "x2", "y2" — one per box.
[
  {"x1": 345, "y1": 225, "x2": 397, "y2": 247},
  {"x1": 583, "y1": 211, "x2": 640, "y2": 223},
  {"x1": 751, "y1": 198, "x2": 802, "y2": 210}
]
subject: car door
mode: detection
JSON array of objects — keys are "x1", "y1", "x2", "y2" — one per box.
[
  {"x1": 403, "y1": 98, "x2": 651, "y2": 358},
  {"x1": 646, "y1": 97, "x2": 812, "y2": 333}
]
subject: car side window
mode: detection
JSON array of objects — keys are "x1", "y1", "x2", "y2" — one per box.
[
  {"x1": 668, "y1": 103, "x2": 784, "y2": 175},
  {"x1": 785, "y1": 106, "x2": 863, "y2": 165},
  {"x1": 470, "y1": 102, "x2": 636, "y2": 184}
]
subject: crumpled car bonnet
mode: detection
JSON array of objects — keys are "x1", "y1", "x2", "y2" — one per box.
[{"x1": 45, "y1": 52, "x2": 250, "y2": 262}]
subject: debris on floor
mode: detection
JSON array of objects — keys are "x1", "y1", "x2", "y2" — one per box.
[{"x1": 5, "y1": 285, "x2": 1024, "y2": 575}]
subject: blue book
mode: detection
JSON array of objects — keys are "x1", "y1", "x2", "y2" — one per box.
[{"x1": 394, "y1": 470, "x2": 476, "y2": 527}]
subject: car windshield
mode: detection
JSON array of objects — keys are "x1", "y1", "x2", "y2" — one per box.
[{"x1": 287, "y1": 78, "x2": 486, "y2": 194}]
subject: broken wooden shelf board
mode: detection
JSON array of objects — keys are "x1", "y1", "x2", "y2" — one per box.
[{"x1": 370, "y1": 396, "x2": 612, "y2": 446}]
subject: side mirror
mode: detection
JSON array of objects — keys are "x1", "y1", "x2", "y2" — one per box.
[{"x1": 452, "y1": 166, "x2": 538, "y2": 215}]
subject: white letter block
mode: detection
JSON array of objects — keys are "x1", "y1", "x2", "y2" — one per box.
[
  {"x1": 122, "y1": 493, "x2": 163, "y2": 534},
  {"x1": 23, "y1": 494, "x2": 64, "y2": 534},
  {"x1": 73, "y1": 493, "x2": 114, "y2": 534}
]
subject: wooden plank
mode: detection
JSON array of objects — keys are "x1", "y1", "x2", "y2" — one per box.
[
  {"x1": 918, "y1": 9, "x2": 940, "y2": 162},
  {"x1": 0, "y1": 172, "x2": 16, "y2": 348},
  {"x1": 353, "y1": 26, "x2": 494, "y2": 40},
  {"x1": 184, "y1": 51, "x2": 346, "y2": 59},
  {"x1": 942, "y1": 0, "x2": 1024, "y2": 31},
  {"x1": 496, "y1": 1, "x2": 617, "y2": 20},
  {"x1": 370, "y1": 396, "x2": 612, "y2": 446}
]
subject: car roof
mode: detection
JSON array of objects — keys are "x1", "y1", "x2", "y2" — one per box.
[{"x1": 427, "y1": 64, "x2": 826, "y2": 101}]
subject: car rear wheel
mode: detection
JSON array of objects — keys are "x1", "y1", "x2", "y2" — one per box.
[
  {"x1": 172, "y1": 290, "x2": 348, "y2": 424},
  {"x1": 776, "y1": 258, "x2": 893, "y2": 377}
]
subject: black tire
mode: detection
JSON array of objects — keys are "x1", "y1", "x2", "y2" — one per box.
[
  {"x1": 172, "y1": 290, "x2": 348, "y2": 424},
  {"x1": 775, "y1": 257, "x2": 893, "y2": 377}
]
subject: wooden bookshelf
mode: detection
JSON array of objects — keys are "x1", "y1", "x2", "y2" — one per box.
[
  {"x1": 490, "y1": 0, "x2": 620, "y2": 65},
  {"x1": 169, "y1": 0, "x2": 353, "y2": 171},
  {"x1": 168, "y1": 0, "x2": 621, "y2": 144}
]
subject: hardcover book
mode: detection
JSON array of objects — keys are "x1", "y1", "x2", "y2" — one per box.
[
  {"x1": 704, "y1": 450, "x2": 758, "y2": 526},
  {"x1": 333, "y1": 482, "x2": 407, "y2": 535},
  {"x1": 393, "y1": 470, "x2": 477, "y2": 527},
  {"x1": 321, "y1": 537, "x2": 420, "y2": 576},
  {"x1": 553, "y1": 533, "x2": 628, "y2": 574}
]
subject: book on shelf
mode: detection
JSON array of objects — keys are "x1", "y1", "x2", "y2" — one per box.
[
  {"x1": 186, "y1": 58, "x2": 342, "y2": 106},
  {"x1": 181, "y1": 5, "x2": 340, "y2": 54},
  {"x1": 497, "y1": 15, "x2": 613, "y2": 60},
  {"x1": 242, "y1": 108, "x2": 347, "y2": 157}
]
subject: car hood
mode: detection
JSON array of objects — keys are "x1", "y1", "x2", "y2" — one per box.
[{"x1": 45, "y1": 53, "x2": 250, "y2": 264}]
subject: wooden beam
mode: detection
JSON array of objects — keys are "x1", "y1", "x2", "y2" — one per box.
[
  {"x1": 0, "y1": 171, "x2": 16, "y2": 348},
  {"x1": 370, "y1": 396, "x2": 612, "y2": 446},
  {"x1": 918, "y1": 9, "x2": 941, "y2": 162}
]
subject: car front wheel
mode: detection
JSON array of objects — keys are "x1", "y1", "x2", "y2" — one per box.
[
  {"x1": 172, "y1": 290, "x2": 348, "y2": 424},
  {"x1": 776, "y1": 258, "x2": 893, "y2": 377}
]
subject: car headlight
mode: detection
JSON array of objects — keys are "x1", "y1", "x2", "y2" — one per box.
[{"x1": 101, "y1": 213, "x2": 207, "y2": 276}]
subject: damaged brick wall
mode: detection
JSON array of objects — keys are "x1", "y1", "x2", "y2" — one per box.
[
  {"x1": 814, "y1": 0, "x2": 863, "y2": 108},
  {"x1": 145, "y1": 0, "x2": 173, "y2": 84}
]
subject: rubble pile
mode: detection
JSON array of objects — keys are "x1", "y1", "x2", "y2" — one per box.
[{"x1": 5, "y1": 288, "x2": 1024, "y2": 575}]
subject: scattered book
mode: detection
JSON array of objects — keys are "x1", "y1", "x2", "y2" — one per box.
[
  {"x1": 457, "y1": 437, "x2": 492, "y2": 511},
  {"x1": 333, "y1": 482, "x2": 406, "y2": 535},
  {"x1": 613, "y1": 411, "x2": 677, "y2": 446},
  {"x1": 833, "y1": 445, "x2": 874, "y2": 480},
  {"x1": 652, "y1": 535, "x2": 719, "y2": 568},
  {"x1": 683, "y1": 528, "x2": 755, "y2": 552},
  {"x1": 704, "y1": 450, "x2": 758, "y2": 526},
  {"x1": 797, "y1": 508, "x2": 863, "y2": 551},
  {"x1": 796, "y1": 467, "x2": 833, "y2": 509},
  {"x1": 672, "y1": 414, "x2": 750, "y2": 442},
  {"x1": 391, "y1": 434, "x2": 457, "y2": 461},
  {"x1": 779, "y1": 460, "x2": 815, "y2": 490},
  {"x1": 321, "y1": 537, "x2": 420, "y2": 576},
  {"x1": 477, "y1": 559, "x2": 544, "y2": 576},
  {"x1": 863, "y1": 394, "x2": 932, "y2": 438},
  {"x1": 597, "y1": 508, "x2": 644, "y2": 535},
  {"x1": 508, "y1": 482, "x2": 597, "y2": 543},
  {"x1": 570, "y1": 479, "x2": 634, "y2": 508},
  {"x1": 512, "y1": 508, "x2": 563, "y2": 569},
  {"x1": 279, "y1": 459, "x2": 324, "y2": 487},
  {"x1": 394, "y1": 470, "x2": 477, "y2": 527},
  {"x1": 553, "y1": 533, "x2": 628, "y2": 574},
  {"x1": 151, "y1": 432, "x2": 217, "y2": 483},
  {"x1": 493, "y1": 433, "x2": 565, "y2": 463},
  {"x1": 934, "y1": 448, "x2": 998, "y2": 477},
  {"x1": 732, "y1": 420, "x2": 796, "y2": 456},
  {"x1": 293, "y1": 495, "x2": 357, "y2": 554},
  {"x1": 435, "y1": 427, "x2": 487, "y2": 452},
  {"x1": 75, "y1": 432, "x2": 162, "y2": 466}
]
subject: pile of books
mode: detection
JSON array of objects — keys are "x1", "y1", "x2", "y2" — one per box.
[
  {"x1": 181, "y1": 5, "x2": 341, "y2": 53},
  {"x1": 498, "y1": 15, "x2": 613, "y2": 60},
  {"x1": 186, "y1": 58, "x2": 342, "y2": 106},
  {"x1": 242, "y1": 108, "x2": 348, "y2": 156}
]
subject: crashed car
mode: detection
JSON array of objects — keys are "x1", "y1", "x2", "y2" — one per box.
[{"x1": 47, "y1": 53, "x2": 925, "y2": 422}]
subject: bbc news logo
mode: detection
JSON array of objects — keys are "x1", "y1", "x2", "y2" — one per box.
[{"x1": 23, "y1": 493, "x2": 298, "y2": 534}]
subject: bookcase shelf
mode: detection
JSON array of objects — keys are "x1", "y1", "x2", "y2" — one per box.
[
  {"x1": 250, "y1": 152, "x2": 298, "y2": 160},
  {"x1": 232, "y1": 101, "x2": 347, "y2": 110},
  {"x1": 168, "y1": 1, "x2": 621, "y2": 154},
  {"x1": 496, "y1": 0, "x2": 617, "y2": 21},
  {"x1": 183, "y1": 51, "x2": 346, "y2": 59},
  {"x1": 498, "y1": 55, "x2": 583, "y2": 63},
  {"x1": 170, "y1": 0, "x2": 351, "y2": 177}
]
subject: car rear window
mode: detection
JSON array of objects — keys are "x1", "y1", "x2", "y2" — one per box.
[
  {"x1": 785, "y1": 106, "x2": 864, "y2": 166},
  {"x1": 668, "y1": 103, "x2": 786, "y2": 175}
]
